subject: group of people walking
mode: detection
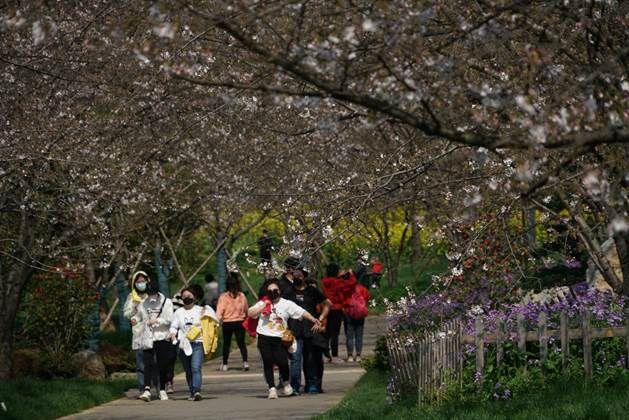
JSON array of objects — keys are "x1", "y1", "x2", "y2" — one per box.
[
  {"x1": 123, "y1": 255, "x2": 371, "y2": 402},
  {"x1": 124, "y1": 272, "x2": 214, "y2": 401}
]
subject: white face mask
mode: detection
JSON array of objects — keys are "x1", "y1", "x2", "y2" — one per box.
[{"x1": 136, "y1": 282, "x2": 147, "y2": 292}]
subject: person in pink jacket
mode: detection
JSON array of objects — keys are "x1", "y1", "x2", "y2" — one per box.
[{"x1": 216, "y1": 272, "x2": 249, "y2": 371}]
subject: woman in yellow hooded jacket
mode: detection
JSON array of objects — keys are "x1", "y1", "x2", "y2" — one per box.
[{"x1": 123, "y1": 271, "x2": 150, "y2": 397}]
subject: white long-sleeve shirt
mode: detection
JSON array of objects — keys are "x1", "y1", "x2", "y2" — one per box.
[
  {"x1": 132, "y1": 293, "x2": 173, "y2": 347},
  {"x1": 170, "y1": 305, "x2": 218, "y2": 343}
]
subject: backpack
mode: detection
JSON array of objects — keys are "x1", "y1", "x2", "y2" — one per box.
[{"x1": 345, "y1": 287, "x2": 369, "y2": 320}]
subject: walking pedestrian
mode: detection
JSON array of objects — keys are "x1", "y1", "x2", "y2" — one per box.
[
  {"x1": 169, "y1": 286, "x2": 217, "y2": 401},
  {"x1": 248, "y1": 279, "x2": 322, "y2": 399},
  {"x1": 343, "y1": 282, "x2": 370, "y2": 362},
  {"x1": 122, "y1": 271, "x2": 150, "y2": 398},
  {"x1": 291, "y1": 270, "x2": 330, "y2": 394},
  {"x1": 132, "y1": 281, "x2": 174, "y2": 402},
  {"x1": 216, "y1": 272, "x2": 249, "y2": 371},
  {"x1": 257, "y1": 229, "x2": 274, "y2": 264},
  {"x1": 369, "y1": 256, "x2": 384, "y2": 289},
  {"x1": 322, "y1": 263, "x2": 357, "y2": 363},
  {"x1": 203, "y1": 273, "x2": 220, "y2": 310}
]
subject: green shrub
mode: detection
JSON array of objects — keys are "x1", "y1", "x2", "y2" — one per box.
[{"x1": 20, "y1": 269, "x2": 97, "y2": 377}]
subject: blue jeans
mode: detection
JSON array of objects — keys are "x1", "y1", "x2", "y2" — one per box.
[
  {"x1": 135, "y1": 349, "x2": 145, "y2": 391},
  {"x1": 180, "y1": 342, "x2": 204, "y2": 395},
  {"x1": 289, "y1": 338, "x2": 304, "y2": 392},
  {"x1": 344, "y1": 316, "x2": 365, "y2": 356}
]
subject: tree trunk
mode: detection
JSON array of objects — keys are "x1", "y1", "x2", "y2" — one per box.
[
  {"x1": 524, "y1": 203, "x2": 537, "y2": 250},
  {"x1": 0, "y1": 265, "x2": 31, "y2": 379},
  {"x1": 0, "y1": 210, "x2": 35, "y2": 378},
  {"x1": 154, "y1": 241, "x2": 172, "y2": 297},
  {"x1": 614, "y1": 231, "x2": 629, "y2": 298},
  {"x1": 216, "y1": 231, "x2": 228, "y2": 293},
  {"x1": 114, "y1": 263, "x2": 130, "y2": 332},
  {"x1": 410, "y1": 213, "x2": 422, "y2": 273}
]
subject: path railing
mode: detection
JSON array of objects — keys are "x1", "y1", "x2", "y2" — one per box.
[{"x1": 386, "y1": 309, "x2": 629, "y2": 406}]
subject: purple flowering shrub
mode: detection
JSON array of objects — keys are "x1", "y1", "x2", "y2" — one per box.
[{"x1": 387, "y1": 282, "x2": 628, "y2": 402}]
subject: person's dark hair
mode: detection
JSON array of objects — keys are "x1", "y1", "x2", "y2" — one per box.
[
  {"x1": 191, "y1": 284, "x2": 205, "y2": 301},
  {"x1": 259, "y1": 278, "x2": 280, "y2": 298},
  {"x1": 146, "y1": 281, "x2": 160, "y2": 295},
  {"x1": 204, "y1": 272, "x2": 215, "y2": 283},
  {"x1": 226, "y1": 272, "x2": 242, "y2": 294},
  {"x1": 326, "y1": 263, "x2": 340, "y2": 278},
  {"x1": 180, "y1": 286, "x2": 195, "y2": 298},
  {"x1": 262, "y1": 228, "x2": 268, "y2": 234},
  {"x1": 284, "y1": 256, "x2": 300, "y2": 269}
]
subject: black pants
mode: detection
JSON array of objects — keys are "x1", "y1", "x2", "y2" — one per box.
[
  {"x1": 222, "y1": 321, "x2": 248, "y2": 364},
  {"x1": 257, "y1": 334, "x2": 289, "y2": 389},
  {"x1": 143, "y1": 340, "x2": 171, "y2": 391},
  {"x1": 164, "y1": 340, "x2": 178, "y2": 384},
  {"x1": 327, "y1": 309, "x2": 344, "y2": 357},
  {"x1": 303, "y1": 338, "x2": 324, "y2": 390}
]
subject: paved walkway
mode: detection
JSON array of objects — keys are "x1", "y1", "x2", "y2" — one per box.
[{"x1": 64, "y1": 316, "x2": 387, "y2": 420}]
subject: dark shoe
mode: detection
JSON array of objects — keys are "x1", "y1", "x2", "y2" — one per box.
[{"x1": 306, "y1": 385, "x2": 320, "y2": 394}]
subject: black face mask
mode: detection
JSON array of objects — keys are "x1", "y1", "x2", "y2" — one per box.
[
  {"x1": 183, "y1": 297, "x2": 195, "y2": 306},
  {"x1": 268, "y1": 289, "x2": 280, "y2": 300}
]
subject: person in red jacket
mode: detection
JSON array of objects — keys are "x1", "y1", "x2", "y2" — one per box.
[
  {"x1": 322, "y1": 263, "x2": 356, "y2": 363},
  {"x1": 343, "y1": 283, "x2": 370, "y2": 362},
  {"x1": 369, "y1": 256, "x2": 384, "y2": 288}
]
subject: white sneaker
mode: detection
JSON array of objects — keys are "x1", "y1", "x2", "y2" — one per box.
[
  {"x1": 355, "y1": 355, "x2": 362, "y2": 362},
  {"x1": 220, "y1": 364, "x2": 228, "y2": 372},
  {"x1": 166, "y1": 382, "x2": 174, "y2": 394},
  {"x1": 243, "y1": 361, "x2": 250, "y2": 371},
  {"x1": 140, "y1": 389, "x2": 151, "y2": 402},
  {"x1": 159, "y1": 390, "x2": 168, "y2": 401},
  {"x1": 268, "y1": 387, "x2": 278, "y2": 399},
  {"x1": 282, "y1": 384, "x2": 294, "y2": 396},
  {"x1": 193, "y1": 392, "x2": 202, "y2": 401}
]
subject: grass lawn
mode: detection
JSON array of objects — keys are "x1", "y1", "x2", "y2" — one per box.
[
  {"x1": 369, "y1": 256, "x2": 448, "y2": 314},
  {"x1": 0, "y1": 377, "x2": 135, "y2": 420},
  {"x1": 317, "y1": 369, "x2": 629, "y2": 420}
]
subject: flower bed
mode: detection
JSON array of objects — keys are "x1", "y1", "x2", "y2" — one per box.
[{"x1": 385, "y1": 282, "x2": 628, "y2": 403}]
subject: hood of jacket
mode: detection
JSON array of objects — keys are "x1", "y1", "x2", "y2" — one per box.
[{"x1": 130, "y1": 270, "x2": 149, "y2": 303}]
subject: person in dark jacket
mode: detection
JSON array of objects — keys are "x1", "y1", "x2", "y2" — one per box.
[
  {"x1": 258, "y1": 256, "x2": 300, "y2": 301},
  {"x1": 257, "y1": 229, "x2": 274, "y2": 263},
  {"x1": 290, "y1": 270, "x2": 331, "y2": 393},
  {"x1": 354, "y1": 255, "x2": 369, "y2": 287}
]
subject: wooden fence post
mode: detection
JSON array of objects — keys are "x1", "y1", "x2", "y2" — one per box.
[
  {"x1": 417, "y1": 337, "x2": 422, "y2": 407},
  {"x1": 560, "y1": 310, "x2": 569, "y2": 371},
  {"x1": 582, "y1": 310, "x2": 592, "y2": 378},
  {"x1": 517, "y1": 313, "x2": 526, "y2": 369},
  {"x1": 458, "y1": 320, "x2": 463, "y2": 388},
  {"x1": 496, "y1": 319, "x2": 505, "y2": 368},
  {"x1": 539, "y1": 311, "x2": 548, "y2": 364},
  {"x1": 475, "y1": 316, "x2": 484, "y2": 388},
  {"x1": 625, "y1": 307, "x2": 629, "y2": 369}
]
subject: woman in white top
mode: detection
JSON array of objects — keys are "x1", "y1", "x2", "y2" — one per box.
[
  {"x1": 169, "y1": 286, "x2": 217, "y2": 401},
  {"x1": 248, "y1": 279, "x2": 322, "y2": 399},
  {"x1": 131, "y1": 281, "x2": 174, "y2": 402},
  {"x1": 123, "y1": 271, "x2": 150, "y2": 396}
]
